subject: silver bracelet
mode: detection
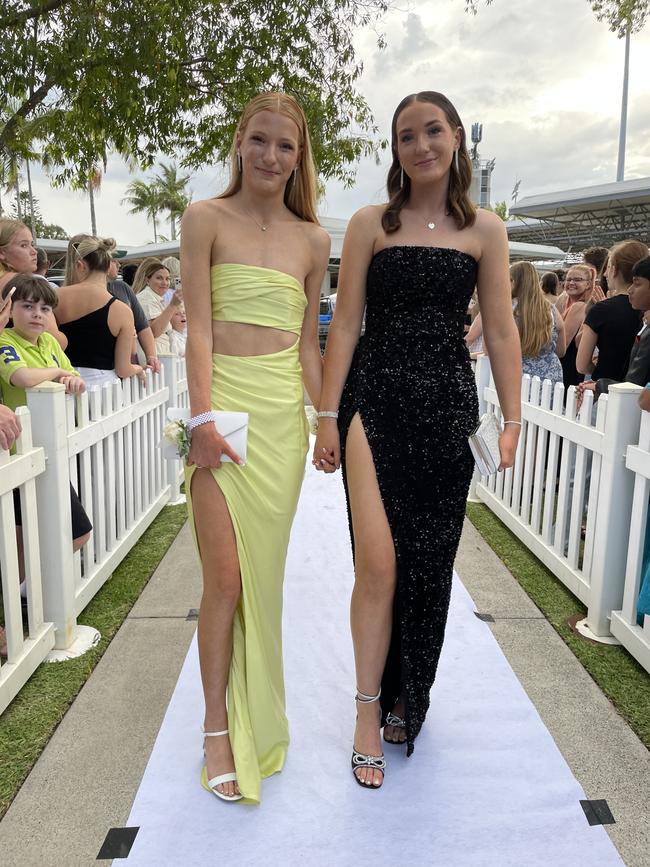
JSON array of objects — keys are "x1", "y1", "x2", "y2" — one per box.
[
  {"x1": 504, "y1": 420, "x2": 522, "y2": 426},
  {"x1": 186, "y1": 410, "x2": 218, "y2": 431},
  {"x1": 317, "y1": 410, "x2": 339, "y2": 419}
]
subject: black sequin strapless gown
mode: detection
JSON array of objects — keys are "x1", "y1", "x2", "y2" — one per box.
[{"x1": 338, "y1": 245, "x2": 479, "y2": 756}]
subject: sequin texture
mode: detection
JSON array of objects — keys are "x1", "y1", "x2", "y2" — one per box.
[{"x1": 338, "y1": 245, "x2": 479, "y2": 756}]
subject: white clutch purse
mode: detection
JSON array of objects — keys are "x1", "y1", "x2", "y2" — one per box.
[
  {"x1": 162, "y1": 407, "x2": 248, "y2": 464},
  {"x1": 468, "y1": 412, "x2": 502, "y2": 475}
]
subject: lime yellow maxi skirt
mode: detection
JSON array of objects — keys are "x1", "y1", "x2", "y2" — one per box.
[{"x1": 185, "y1": 342, "x2": 308, "y2": 805}]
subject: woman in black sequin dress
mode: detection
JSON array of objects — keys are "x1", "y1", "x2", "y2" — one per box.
[{"x1": 313, "y1": 92, "x2": 522, "y2": 789}]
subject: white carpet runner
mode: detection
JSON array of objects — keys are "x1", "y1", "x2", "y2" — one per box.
[{"x1": 125, "y1": 461, "x2": 622, "y2": 866}]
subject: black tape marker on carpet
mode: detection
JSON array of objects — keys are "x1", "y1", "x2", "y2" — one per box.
[
  {"x1": 580, "y1": 800, "x2": 616, "y2": 826},
  {"x1": 97, "y1": 827, "x2": 140, "y2": 860}
]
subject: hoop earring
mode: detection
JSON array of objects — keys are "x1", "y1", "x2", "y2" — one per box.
[
  {"x1": 237, "y1": 152, "x2": 242, "y2": 173},
  {"x1": 400, "y1": 165, "x2": 404, "y2": 188},
  {"x1": 454, "y1": 149, "x2": 459, "y2": 174}
]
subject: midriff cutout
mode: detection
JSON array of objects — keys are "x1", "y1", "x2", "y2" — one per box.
[{"x1": 212, "y1": 320, "x2": 299, "y2": 357}]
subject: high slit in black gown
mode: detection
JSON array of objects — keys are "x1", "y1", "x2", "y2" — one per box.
[{"x1": 338, "y1": 245, "x2": 479, "y2": 756}]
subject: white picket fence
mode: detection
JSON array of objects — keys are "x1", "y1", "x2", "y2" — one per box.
[
  {"x1": 610, "y1": 411, "x2": 650, "y2": 671},
  {"x1": 472, "y1": 354, "x2": 650, "y2": 672},
  {"x1": 0, "y1": 355, "x2": 189, "y2": 714}
]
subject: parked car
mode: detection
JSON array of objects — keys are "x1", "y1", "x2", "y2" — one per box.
[{"x1": 319, "y1": 296, "x2": 334, "y2": 349}]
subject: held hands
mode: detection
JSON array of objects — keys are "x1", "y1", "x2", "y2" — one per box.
[
  {"x1": 312, "y1": 418, "x2": 339, "y2": 473},
  {"x1": 187, "y1": 422, "x2": 244, "y2": 470}
]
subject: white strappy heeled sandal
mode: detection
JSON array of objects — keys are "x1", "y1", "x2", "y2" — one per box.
[
  {"x1": 351, "y1": 688, "x2": 386, "y2": 789},
  {"x1": 200, "y1": 727, "x2": 243, "y2": 802}
]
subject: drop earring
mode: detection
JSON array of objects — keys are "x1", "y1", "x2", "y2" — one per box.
[
  {"x1": 454, "y1": 149, "x2": 459, "y2": 173},
  {"x1": 400, "y1": 164, "x2": 404, "y2": 188},
  {"x1": 293, "y1": 165, "x2": 298, "y2": 185},
  {"x1": 237, "y1": 151, "x2": 242, "y2": 172}
]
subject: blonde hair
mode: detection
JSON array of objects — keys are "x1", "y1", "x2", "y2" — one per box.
[
  {"x1": 565, "y1": 263, "x2": 595, "y2": 302},
  {"x1": 511, "y1": 261, "x2": 553, "y2": 358},
  {"x1": 382, "y1": 92, "x2": 476, "y2": 234},
  {"x1": 132, "y1": 258, "x2": 169, "y2": 294},
  {"x1": 161, "y1": 256, "x2": 180, "y2": 279},
  {"x1": 0, "y1": 218, "x2": 30, "y2": 276},
  {"x1": 64, "y1": 233, "x2": 116, "y2": 285},
  {"x1": 219, "y1": 92, "x2": 319, "y2": 224}
]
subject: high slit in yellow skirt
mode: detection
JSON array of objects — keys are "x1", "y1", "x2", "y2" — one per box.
[{"x1": 185, "y1": 341, "x2": 308, "y2": 804}]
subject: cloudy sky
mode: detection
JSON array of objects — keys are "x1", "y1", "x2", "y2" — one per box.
[{"x1": 27, "y1": 0, "x2": 650, "y2": 244}]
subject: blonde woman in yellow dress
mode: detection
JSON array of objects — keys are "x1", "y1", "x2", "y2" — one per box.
[{"x1": 181, "y1": 92, "x2": 330, "y2": 804}]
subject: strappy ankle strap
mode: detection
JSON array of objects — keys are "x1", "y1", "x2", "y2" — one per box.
[
  {"x1": 201, "y1": 726, "x2": 229, "y2": 737},
  {"x1": 355, "y1": 687, "x2": 381, "y2": 703}
]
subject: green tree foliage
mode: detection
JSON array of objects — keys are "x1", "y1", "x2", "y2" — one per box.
[
  {"x1": 9, "y1": 192, "x2": 69, "y2": 238},
  {"x1": 152, "y1": 163, "x2": 191, "y2": 241},
  {"x1": 0, "y1": 0, "x2": 388, "y2": 188},
  {"x1": 494, "y1": 200, "x2": 508, "y2": 220},
  {"x1": 122, "y1": 163, "x2": 191, "y2": 242},
  {"x1": 588, "y1": 1, "x2": 649, "y2": 35},
  {"x1": 122, "y1": 179, "x2": 162, "y2": 244},
  {"x1": 464, "y1": 0, "x2": 649, "y2": 35}
]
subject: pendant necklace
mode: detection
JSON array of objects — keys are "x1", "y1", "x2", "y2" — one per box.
[
  {"x1": 242, "y1": 206, "x2": 270, "y2": 232},
  {"x1": 426, "y1": 211, "x2": 450, "y2": 231}
]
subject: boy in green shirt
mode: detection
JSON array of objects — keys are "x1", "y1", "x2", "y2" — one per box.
[
  {"x1": 0, "y1": 275, "x2": 92, "y2": 656},
  {"x1": 0, "y1": 275, "x2": 84, "y2": 409}
]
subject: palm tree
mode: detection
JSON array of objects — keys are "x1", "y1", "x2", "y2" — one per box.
[
  {"x1": 122, "y1": 179, "x2": 161, "y2": 243},
  {"x1": 152, "y1": 162, "x2": 191, "y2": 241},
  {"x1": 87, "y1": 165, "x2": 103, "y2": 235}
]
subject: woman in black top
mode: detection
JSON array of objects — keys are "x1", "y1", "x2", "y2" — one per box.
[
  {"x1": 576, "y1": 239, "x2": 649, "y2": 383},
  {"x1": 56, "y1": 235, "x2": 146, "y2": 388}
]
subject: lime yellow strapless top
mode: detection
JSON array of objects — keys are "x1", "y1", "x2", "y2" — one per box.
[{"x1": 211, "y1": 263, "x2": 306, "y2": 335}]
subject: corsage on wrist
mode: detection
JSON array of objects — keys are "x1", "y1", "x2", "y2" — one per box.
[{"x1": 162, "y1": 418, "x2": 191, "y2": 460}]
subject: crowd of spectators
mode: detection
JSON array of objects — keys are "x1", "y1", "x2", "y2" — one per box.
[
  {"x1": 466, "y1": 239, "x2": 650, "y2": 405},
  {"x1": 0, "y1": 217, "x2": 187, "y2": 656}
]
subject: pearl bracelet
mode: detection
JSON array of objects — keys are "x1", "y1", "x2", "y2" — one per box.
[
  {"x1": 317, "y1": 410, "x2": 339, "y2": 419},
  {"x1": 186, "y1": 410, "x2": 218, "y2": 431}
]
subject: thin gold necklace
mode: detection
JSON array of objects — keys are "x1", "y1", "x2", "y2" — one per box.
[{"x1": 242, "y1": 205, "x2": 271, "y2": 232}]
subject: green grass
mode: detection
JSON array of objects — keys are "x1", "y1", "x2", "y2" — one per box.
[
  {"x1": 466, "y1": 502, "x2": 650, "y2": 749},
  {"x1": 0, "y1": 502, "x2": 188, "y2": 819}
]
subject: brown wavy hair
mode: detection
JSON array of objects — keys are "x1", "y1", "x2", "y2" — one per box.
[
  {"x1": 609, "y1": 239, "x2": 650, "y2": 285},
  {"x1": 219, "y1": 92, "x2": 319, "y2": 225},
  {"x1": 382, "y1": 92, "x2": 476, "y2": 235},
  {"x1": 132, "y1": 258, "x2": 169, "y2": 294}
]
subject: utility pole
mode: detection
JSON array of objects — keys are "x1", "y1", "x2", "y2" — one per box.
[{"x1": 616, "y1": 26, "x2": 630, "y2": 182}]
